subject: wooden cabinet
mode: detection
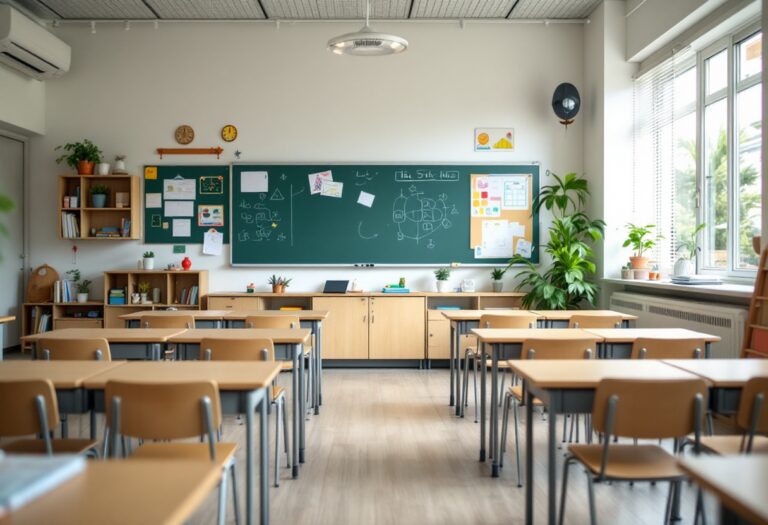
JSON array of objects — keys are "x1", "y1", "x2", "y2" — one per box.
[
  {"x1": 427, "y1": 310, "x2": 451, "y2": 359},
  {"x1": 208, "y1": 296, "x2": 264, "y2": 311},
  {"x1": 58, "y1": 175, "x2": 140, "y2": 240},
  {"x1": 313, "y1": 297, "x2": 369, "y2": 359},
  {"x1": 21, "y1": 302, "x2": 105, "y2": 350},
  {"x1": 369, "y1": 297, "x2": 426, "y2": 359}
]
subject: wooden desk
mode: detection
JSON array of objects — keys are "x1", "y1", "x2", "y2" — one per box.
[
  {"x1": 663, "y1": 359, "x2": 768, "y2": 413},
  {"x1": 530, "y1": 309, "x2": 637, "y2": 328},
  {"x1": 21, "y1": 328, "x2": 187, "y2": 360},
  {"x1": 119, "y1": 309, "x2": 231, "y2": 328},
  {"x1": 679, "y1": 455, "x2": 768, "y2": 525},
  {"x1": 0, "y1": 460, "x2": 221, "y2": 525},
  {"x1": 0, "y1": 360, "x2": 126, "y2": 439},
  {"x1": 84, "y1": 360, "x2": 281, "y2": 525},
  {"x1": 584, "y1": 328, "x2": 721, "y2": 358},
  {"x1": 440, "y1": 309, "x2": 541, "y2": 415},
  {"x1": 0, "y1": 315, "x2": 14, "y2": 360},
  {"x1": 471, "y1": 328, "x2": 601, "y2": 477},
  {"x1": 508, "y1": 359, "x2": 699, "y2": 525}
]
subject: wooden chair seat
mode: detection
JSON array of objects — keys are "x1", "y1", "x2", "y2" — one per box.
[
  {"x1": 1, "y1": 438, "x2": 98, "y2": 455},
  {"x1": 569, "y1": 444, "x2": 682, "y2": 480},
  {"x1": 698, "y1": 435, "x2": 768, "y2": 455},
  {"x1": 486, "y1": 360, "x2": 513, "y2": 369},
  {"x1": 508, "y1": 385, "x2": 542, "y2": 405},
  {"x1": 131, "y1": 442, "x2": 237, "y2": 465},
  {"x1": 272, "y1": 386, "x2": 285, "y2": 401}
]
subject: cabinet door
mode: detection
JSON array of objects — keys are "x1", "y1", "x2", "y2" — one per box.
[
  {"x1": 208, "y1": 296, "x2": 263, "y2": 311},
  {"x1": 427, "y1": 318, "x2": 451, "y2": 359},
  {"x1": 369, "y1": 297, "x2": 426, "y2": 359},
  {"x1": 313, "y1": 297, "x2": 369, "y2": 359}
]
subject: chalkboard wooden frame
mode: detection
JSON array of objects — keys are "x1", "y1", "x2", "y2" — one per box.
[{"x1": 230, "y1": 163, "x2": 539, "y2": 266}]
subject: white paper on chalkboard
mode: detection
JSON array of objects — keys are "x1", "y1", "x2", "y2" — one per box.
[
  {"x1": 357, "y1": 191, "x2": 375, "y2": 207},
  {"x1": 165, "y1": 201, "x2": 194, "y2": 217},
  {"x1": 308, "y1": 170, "x2": 333, "y2": 195},
  {"x1": 172, "y1": 219, "x2": 191, "y2": 237},
  {"x1": 242, "y1": 171, "x2": 268, "y2": 193},
  {"x1": 163, "y1": 178, "x2": 196, "y2": 200},
  {"x1": 321, "y1": 180, "x2": 343, "y2": 198},
  {"x1": 515, "y1": 238, "x2": 532, "y2": 258},
  {"x1": 203, "y1": 230, "x2": 223, "y2": 255},
  {"x1": 145, "y1": 193, "x2": 162, "y2": 209}
]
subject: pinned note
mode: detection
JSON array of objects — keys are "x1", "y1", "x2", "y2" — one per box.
[
  {"x1": 321, "y1": 180, "x2": 343, "y2": 198},
  {"x1": 145, "y1": 193, "x2": 162, "y2": 209},
  {"x1": 357, "y1": 191, "x2": 375, "y2": 208},
  {"x1": 144, "y1": 166, "x2": 158, "y2": 180},
  {"x1": 203, "y1": 229, "x2": 224, "y2": 255},
  {"x1": 308, "y1": 170, "x2": 333, "y2": 195},
  {"x1": 165, "y1": 201, "x2": 194, "y2": 217},
  {"x1": 163, "y1": 178, "x2": 196, "y2": 200},
  {"x1": 172, "y1": 219, "x2": 191, "y2": 238},
  {"x1": 515, "y1": 238, "x2": 532, "y2": 258},
  {"x1": 241, "y1": 171, "x2": 268, "y2": 193}
]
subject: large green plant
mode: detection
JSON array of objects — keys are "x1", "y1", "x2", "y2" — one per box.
[
  {"x1": 0, "y1": 193, "x2": 13, "y2": 261},
  {"x1": 55, "y1": 139, "x2": 102, "y2": 170},
  {"x1": 508, "y1": 172, "x2": 605, "y2": 310}
]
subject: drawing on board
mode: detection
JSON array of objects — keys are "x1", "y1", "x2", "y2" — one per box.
[
  {"x1": 199, "y1": 175, "x2": 224, "y2": 195},
  {"x1": 392, "y1": 186, "x2": 457, "y2": 244}
]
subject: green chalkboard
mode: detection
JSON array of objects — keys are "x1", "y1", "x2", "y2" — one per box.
[
  {"x1": 144, "y1": 165, "x2": 229, "y2": 244},
  {"x1": 231, "y1": 164, "x2": 539, "y2": 266}
]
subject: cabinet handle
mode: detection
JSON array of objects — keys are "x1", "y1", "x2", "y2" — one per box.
[
  {"x1": 363, "y1": 315, "x2": 366, "y2": 323},
  {"x1": 371, "y1": 315, "x2": 375, "y2": 324}
]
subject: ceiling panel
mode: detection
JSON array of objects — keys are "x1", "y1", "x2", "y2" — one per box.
[
  {"x1": 410, "y1": 0, "x2": 515, "y2": 19},
  {"x1": 261, "y1": 0, "x2": 410, "y2": 19},
  {"x1": 146, "y1": 0, "x2": 266, "y2": 19},
  {"x1": 509, "y1": 0, "x2": 602, "y2": 19},
  {"x1": 33, "y1": 0, "x2": 156, "y2": 19}
]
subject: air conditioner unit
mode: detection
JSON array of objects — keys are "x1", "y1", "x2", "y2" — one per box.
[{"x1": 0, "y1": 5, "x2": 70, "y2": 80}]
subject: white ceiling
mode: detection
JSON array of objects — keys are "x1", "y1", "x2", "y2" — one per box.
[{"x1": 10, "y1": 0, "x2": 603, "y2": 20}]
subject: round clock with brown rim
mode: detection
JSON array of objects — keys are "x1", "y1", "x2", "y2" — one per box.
[
  {"x1": 221, "y1": 124, "x2": 238, "y2": 142},
  {"x1": 174, "y1": 125, "x2": 195, "y2": 145}
]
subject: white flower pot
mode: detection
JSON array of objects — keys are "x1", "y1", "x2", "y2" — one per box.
[
  {"x1": 436, "y1": 280, "x2": 451, "y2": 293},
  {"x1": 77, "y1": 293, "x2": 88, "y2": 303},
  {"x1": 140, "y1": 293, "x2": 149, "y2": 304},
  {"x1": 492, "y1": 280, "x2": 503, "y2": 292},
  {"x1": 143, "y1": 257, "x2": 155, "y2": 270},
  {"x1": 673, "y1": 258, "x2": 694, "y2": 277},
  {"x1": 97, "y1": 162, "x2": 110, "y2": 175}
]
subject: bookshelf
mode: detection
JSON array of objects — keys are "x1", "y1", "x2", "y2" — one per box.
[
  {"x1": 21, "y1": 302, "x2": 105, "y2": 350},
  {"x1": 103, "y1": 270, "x2": 208, "y2": 327},
  {"x1": 58, "y1": 175, "x2": 140, "y2": 240}
]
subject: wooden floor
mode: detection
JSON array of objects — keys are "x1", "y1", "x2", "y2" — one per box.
[{"x1": 183, "y1": 368, "x2": 713, "y2": 524}]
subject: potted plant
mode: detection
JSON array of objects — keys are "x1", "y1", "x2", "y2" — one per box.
[
  {"x1": 143, "y1": 250, "x2": 155, "y2": 270},
  {"x1": 66, "y1": 269, "x2": 92, "y2": 303},
  {"x1": 113, "y1": 155, "x2": 128, "y2": 174},
  {"x1": 0, "y1": 192, "x2": 14, "y2": 262},
  {"x1": 138, "y1": 281, "x2": 151, "y2": 304},
  {"x1": 89, "y1": 184, "x2": 109, "y2": 208},
  {"x1": 509, "y1": 172, "x2": 605, "y2": 309},
  {"x1": 55, "y1": 139, "x2": 103, "y2": 175},
  {"x1": 491, "y1": 267, "x2": 505, "y2": 292},
  {"x1": 434, "y1": 267, "x2": 451, "y2": 293},
  {"x1": 268, "y1": 275, "x2": 291, "y2": 294},
  {"x1": 674, "y1": 223, "x2": 705, "y2": 277},
  {"x1": 623, "y1": 223, "x2": 659, "y2": 270},
  {"x1": 621, "y1": 262, "x2": 633, "y2": 280}
]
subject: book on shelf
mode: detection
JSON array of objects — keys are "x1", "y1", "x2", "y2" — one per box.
[
  {"x1": 120, "y1": 218, "x2": 131, "y2": 237},
  {"x1": 61, "y1": 212, "x2": 80, "y2": 239}
]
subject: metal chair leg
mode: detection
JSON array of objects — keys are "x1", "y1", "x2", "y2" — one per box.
[
  {"x1": 274, "y1": 397, "x2": 281, "y2": 487},
  {"x1": 472, "y1": 354, "x2": 479, "y2": 423},
  {"x1": 282, "y1": 396, "x2": 290, "y2": 467},
  {"x1": 663, "y1": 481, "x2": 675, "y2": 525},
  {"x1": 217, "y1": 466, "x2": 229, "y2": 525},
  {"x1": 230, "y1": 462, "x2": 241, "y2": 525},
  {"x1": 558, "y1": 457, "x2": 573, "y2": 525},
  {"x1": 586, "y1": 471, "x2": 597, "y2": 525},
  {"x1": 513, "y1": 396, "x2": 522, "y2": 487},
  {"x1": 499, "y1": 370, "x2": 506, "y2": 407},
  {"x1": 500, "y1": 393, "x2": 511, "y2": 468},
  {"x1": 461, "y1": 350, "x2": 471, "y2": 417}
]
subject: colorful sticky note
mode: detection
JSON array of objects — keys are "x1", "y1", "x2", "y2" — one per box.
[
  {"x1": 481, "y1": 191, "x2": 488, "y2": 198},
  {"x1": 472, "y1": 200, "x2": 480, "y2": 207},
  {"x1": 473, "y1": 192, "x2": 480, "y2": 199},
  {"x1": 144, "y1": 166, "x2": 158, "y2": 180}
]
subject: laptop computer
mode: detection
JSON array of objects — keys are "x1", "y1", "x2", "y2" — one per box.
[{"x1": 323, "y1": 280, "x2": 349, "y2": 293}]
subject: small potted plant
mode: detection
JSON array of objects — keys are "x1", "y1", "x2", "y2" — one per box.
[
  {"x1": 138, "y1": 281, "x2": 151, "y2": 304},
  {"x1": 434, "y1": 267, "x2": 451, "y2": 293},
  {"x1": 113, "y1": 155, "x2": 128, "y2": 174},
  {"x1": 490, "y1": 267, "x2": 505, "y2": 292},
  {"x1": 621, "y1": 262, "x2": 633, "y2": 280},
  {"x1": 143, "y1": 250, "x2": 155, "y2": 270},
  {"x1": 674, "y1": 223, "x2": 705, "y2": 277},
  {"x1": 55, "y1": 139, "x2": 103, "y2": 175},
  {"x1": 623, "y1": 223, "x2": 659, "y2": 270},
  {"x1": 89, "y1": 184, "x2": 109, "y2": 208},
  {"x1": 268, "y1": 275, "x2": 291, "y2": 294},
  {"x1": 66, "y1": 269, "x2": 92, "y2": 303}
]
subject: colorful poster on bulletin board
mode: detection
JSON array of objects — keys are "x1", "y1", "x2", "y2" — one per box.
[{"x1": 143, "y1": 165, "x2": 229, "y2": 244}]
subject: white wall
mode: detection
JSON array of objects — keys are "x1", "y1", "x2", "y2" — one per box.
[
  {"x1": 29, "y1": 21, "x2": 584, "y2": 297},
  {"x1": 0, "y1": 65, "x2": 45, "y2": 135}
]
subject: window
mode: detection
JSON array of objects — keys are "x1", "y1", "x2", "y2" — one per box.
[{"x1": 633, "y1": 23, "x2": 762, "y2": 279}]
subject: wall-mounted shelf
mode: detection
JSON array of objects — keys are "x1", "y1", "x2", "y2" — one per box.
[
  {"x1": 156, "y1": 147, "x2": 223, "y2": 159},
  {"x1": 58, "y1": 175, "x2": 140, "y2": 240}
]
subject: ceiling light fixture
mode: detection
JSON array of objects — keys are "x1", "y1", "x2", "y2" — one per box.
[
  {"x1": 327, "y1": 0, "x2": 407, "y2": 56},
  {"x1": 90, "y1": 21, "x2": 96, "y2": 34}
]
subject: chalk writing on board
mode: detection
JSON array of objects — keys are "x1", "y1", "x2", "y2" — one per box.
[
  {"x1": 354, "y1": 170, "x2": 376, "y2": 187},
  {"x1": 394, "y1": 169, "x2": 460, "y2": 182},
  {"x1": 240, "y1": 202, "x2": 281, "y2": 241},
  {"x1": 392, "y1": 187, "x2": 454, "y2": 244},
  {"x1": 357, "y1": 221, "x2": 380, "y2": 240}
]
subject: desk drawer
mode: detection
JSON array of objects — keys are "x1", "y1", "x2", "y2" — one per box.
[{"x1": 208, "y1": 297, "x2": 263, "y2": 311}]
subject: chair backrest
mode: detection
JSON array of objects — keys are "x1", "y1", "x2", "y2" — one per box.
[
  {"x1": 245, "y1": 315, "x2": 299, "y2": 329},
  {"x1": 479, "y1": 314, "x2": 537, "y2": 329},
  {"x1": 105, "y1": 380, "x2": 221, "y2": 441},
  {"x1": 568, "y1": 314, "x2": 623, "y2": 329},
  {"x1": 592, "y1": 378, "x2": 708, "y2": 440},
  {"x1": 0, "y1": 379, "x2": 59, "y2": 441},
  {"x1": 36, "y1": 338, "x2": 111, "y2": 361},
  {"x1": 521, "y1": 338, "x2": 598, "y2": 360},
  {"x1": 737, "y1": 376, "x2": 768, "y2": 438},
  {"x1": 630, "y1": 338, "x2": 706, "y2": 359},
  {"x1": 141, "y1": 315, "x2": 195, "y2": 329},
  {"x1": 200, "y1": 337, "x2": 275, "y2": 361}
]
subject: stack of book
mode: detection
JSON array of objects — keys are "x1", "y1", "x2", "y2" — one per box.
[
  {"x1": 108, "y1": 288, "x2": 126, "y2": 305},
  {"x1": 60, "y1": 212, "x2": 80, "y2": 238},
  {"x1": 94, "y1": 227, "x2": 120, "y2": 238},
  {"x1": 179, "y1": 285, "x2": 199, "y2": 305},
  {"x1": 53, "y1": 280, "x2": 76, "y2": 303},
  {"x1": 381, "y1": 286, "x2": 410, "y2": 294},
  {"x1": 120, "y1": 218, "x2": 131, "y2": 237},
  {"x1": 30, "y1": 310, "x2": 51, "y2": 333},
  {"x1": 671, "y1": 275, "x2": 722, "y2": 285}
]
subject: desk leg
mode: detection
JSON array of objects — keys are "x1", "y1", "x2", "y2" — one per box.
[
  {"x1": 298, "y1": 343, "x2": 306, "y2": 464},
  {"x1": 479, "y1": 341, "x2": 486, "y2": 462},
  {"x1": 548, "y1": 394, "x2": 559, "y2": 525},
  {"x1": 292, "y1": 345, "x2": 300, "y2": 478},
  {"x1": 245, "y1": 390, "x2": 264, "y2": 525},
  {"x1": 525, "y1": 389, "x2": 534, "y2": 525},
  {"x1": 491, "y1": 345, "x2": 499, "y2": 478},
  {"x1": 315, "y1": 321, "x2": 322, "y2": 414},
  {"x1": 449, "y1": 322, "x2": 455, "y2": 408},
  {"x1": 705, "y1": 342, "x2": 711, "y2": 359}
]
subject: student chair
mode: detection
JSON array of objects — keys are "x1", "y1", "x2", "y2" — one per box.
[
  {"x1": 630, "y1": 338, "x2": 706, "y2": 359},
  {"x1": 568, "y1": 314, "x2": 623, "y2": 329},
  {"x1": 141, "y1": 314, "x2": 195, "y2": 329},
  {"x1": 105, "y1": 380, "x2": 239, "y2": 525},
  {"x1": 461, "y1": 314, "x2": 538, "y2": 421},
  {"x1": 558, "y1": 378, "x2": 708, "y2": 525},
  {"x1": 500, "y1": 337, "x2": 598, "y2": 487},
  {"x1": 37, "y1": 337, "x2": 112, "y2": 361},
  {"x1": 0, "y1": 379, "x2": 99, "y2": 456},
  {"x1": 201, "y1": 337, "x2": 290, "y2": 488}
]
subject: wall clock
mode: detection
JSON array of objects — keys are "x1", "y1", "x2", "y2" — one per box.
[
  {"x1": 221, "y1": 124, "x2": 238, "y2": 142},
  {"x1": 174, "y1": 125, "x2": 195, "y2": 145}
]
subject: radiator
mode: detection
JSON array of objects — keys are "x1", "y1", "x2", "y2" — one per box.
[{"x1": 608, "y1": 292, "x2": 748, "y2": 358}]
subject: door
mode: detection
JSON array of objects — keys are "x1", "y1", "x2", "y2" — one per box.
[
  {"x1": 0, "y1": 135, "x2": 24, "y2": 351},
  {"x1": 313, "y1": 297, "x2": 369, "y2": 359},
  {"x1": 369, "y1": 297, "x2": 426, "y2": 359}
]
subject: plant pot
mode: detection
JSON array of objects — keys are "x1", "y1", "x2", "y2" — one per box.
[
  {"x1": 77, "y1": 292, "x2": 88, "y2": 303},
  {"x1": 436, "y1": 280, "x2": 451, "y2": 293},
  {"x1": 272, "y1": 284, "x2": 285, "y2": 294},
  {"x1": 621, "y1": 269, "x2": 633, "y2": 280},
  {"x1": 673, "y1": 258, "x2": 694, "y2": 277},
  {"x1": 77, "y1": 160, "x2": 95, "y2": 175},
  {"x1": 633, "y1": 268, "x2": 650, "y2": 280},
  {"x1": 97, "y1": 162, "x2": 110, "y2": 175},
  {"x1": 140, "y1": 293, "x2": 149, "y2": 304},
  {"x1": 753, "y1": 235, "x2": 761, "y2": 255},
  {"x1": 629, "y1": 256, "x2": 649, "y2": 269},
  {"x1": 143, "y1": 257, "x2": 155, "y2": 270},
  {"x1": 492, "y1": 280, "x2": 503, "y2": 292},
  {"x1": 91, "y1": 194, "x2": 107, "y2": 208}
]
